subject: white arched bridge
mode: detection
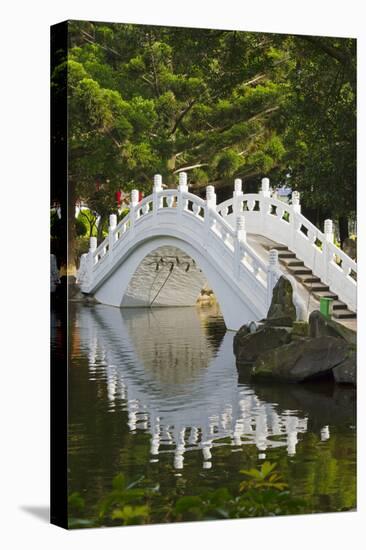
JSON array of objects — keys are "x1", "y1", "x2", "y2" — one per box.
[{"x1": 77, "y1": 173, "x2": 357, "y2": 331}]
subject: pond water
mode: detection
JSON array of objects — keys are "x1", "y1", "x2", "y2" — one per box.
[{"x1": 52, "y1": 303, "x2": 356, "y2": 525}]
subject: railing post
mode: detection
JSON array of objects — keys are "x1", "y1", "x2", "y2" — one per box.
[
  {"x1": 323, "y1": 219, "x2": 334, "y2": 285},
  {"x1": 205, "y1": 185, "x2": 216, "y2": 234},
  {"x1": 108, "y1": 214, "x2": 117, "y2": 263},
  {"x1": 292, "y1": 191, "x2": 301, "y2": 214},
  {"x1": 88, "y1": 236, "x2": 97, "y2": 288},
  {"x1": 177, "y1": 172, "x2": 188, "y2": 215},
  {"x1": 236, "y1": 213, "x2": 247, "y2": 243},
  {"x1": 233, "y1": 178, "x2": 243, "y2": 218},
  {"x1": 260, "y1": 177, "x2": 271, "y2": 198},
  {"x1": 234, "y1": 214, "x2": 246, "y2": 278},
  {"x1": 130, "y1": 189, "x2": 139, "y2": 233},
  {"x1": 267, "y1": 248, "x2": 280, "y2": 309},
  {"x1": 259, "y1": 177, "x2": 271, "y2": 235},
  {"x1": 290, "y1": 191, "x2": 301, "y2": 253},
  {"x1": 178, "y1": 171, "x2": 188, "y2": 193},
  {"x1": 153, "y1": 174, "x2": 163, "y2": 215}
]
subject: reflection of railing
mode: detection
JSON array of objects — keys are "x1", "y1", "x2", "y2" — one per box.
[
  {"x1": 77, "y1": 173, "x2": 356, "y2": 313},
  {"x1": 78, "y1": 305, "x2": 311, "y2": 469}
]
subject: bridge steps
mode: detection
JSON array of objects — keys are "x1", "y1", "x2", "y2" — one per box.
[
  {"x1": 303, "y1": 282, "x2": 330, "y2": 292},
  {"x1": 266, "y1": 244, "x2": 357, "y2": 321}
]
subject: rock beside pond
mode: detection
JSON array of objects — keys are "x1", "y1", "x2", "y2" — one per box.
[
  {"x1": 309, "y1": 310, "x2": 356, "y2": 346},
  {"x1": 333, "y1": 352, "x2": 356, "y2": 385},
  {"x1": 234, "y1": 274, "x2": 357, "y2": 385},
  {"x1": 233, "y1": 324, "x2": 251, "y2": 355},
  {"x1": 251, "y1": 336, "x2": 349, "y2": 383},
  {"x1": 266, "y1": 276, "x2": 296, "y2": 327},
  {"x1": 234, "y1": 326, "x2": 292, "y2": 365}
]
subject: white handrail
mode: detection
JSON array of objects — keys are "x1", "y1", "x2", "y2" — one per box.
[{"x1": 78, "y1": 175, "x2": 356, "y2": 313}]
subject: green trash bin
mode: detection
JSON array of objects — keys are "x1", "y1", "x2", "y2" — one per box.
[{"x1": 319, "y1": 297, "x2": 333, "y2": 319}]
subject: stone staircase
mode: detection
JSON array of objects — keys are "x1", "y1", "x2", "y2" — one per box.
[{"x1": 270, "y1": 245, "x2": 356, "y2": 320}]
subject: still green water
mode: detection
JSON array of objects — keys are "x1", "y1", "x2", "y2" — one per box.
[{"x1": 53, "y1": 303, "x2": 356, "y2": 526}]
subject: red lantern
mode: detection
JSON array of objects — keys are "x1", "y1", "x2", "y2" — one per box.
[
  {"x1": 138, "y1": 191, "x2": 144, "y2": 202},
  {"x1": 115, "y1": 190, "x2": 122, "y2": 207}
]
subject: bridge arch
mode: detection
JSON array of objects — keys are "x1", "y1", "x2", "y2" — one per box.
[
  {"x1": 93, "y1": 228, "x2": 264, "y2": 331},
  {"x1": 77, "y1": 174, "x2": 356, "y2": 330}
]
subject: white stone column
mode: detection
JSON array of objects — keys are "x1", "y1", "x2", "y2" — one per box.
[
  {"x1": 259, "y1": 177, "x2": 271, "y2": 235},
  {"x1": 177, "y1": 171, "x2": 188, "y2": 215},
  {"x1": 233, "y1": 178, "x2": 243, "y2": 218},
  {"x1": 205, "y1": 185, "x2": 216, "y2": 234},
  {"x1": 324, "y1": 219, "x2": 334, "y2": 242},
  {"x1": 108, "y1": 214, "x2": 117, "y2": 263},
  {"x1": 87, "y1": 237, "x2": 97, "y2": 289},
  {"x1": 234, "y1": 214, "x2": 246, "y2": 279},
  {"x1": 131, "y1": 189, "x2": 139, "y2": 207},
  {"x1": 292, "y1": 191, "x2": 301, "y2": 214},
  {"x1": 153, "y1": 174, "x2": 163, "y2": 214},
  {"x1": 290, "y1": 191, "x2": 301, "y2": 252},
  {"x1": 130, "y1": 189, "x2": 139, "y2": 233},
  {"x1": 260, "y1": 177, "x2": 271, "y2": 198},
  {"x1": 206, "y1": 185, "x2": 216, "y2": 209},
  {"x1": 89, "y1": 236, "x2": 97, "y2": 251},
  {"x1": 323, "y1": 219, "x2": 334, "y2": 284},
  {"x1": 267, "y1": 248, "x2": 280, "y2": 309},
  {"x1": 178, "y1": 171, "x2": 188, "y2": 193},
  {"x1": 236, "y1": 214, "x2": 246, "y2": 243}
]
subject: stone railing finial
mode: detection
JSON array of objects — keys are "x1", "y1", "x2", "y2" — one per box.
[
  {"x1": 236, "y1": 214, "x2": 246, "y2": 242},
  {"x1": 324, "y1": 219, "x2": 334, "y2": 242},
  {"x1": 234, "y1": 178, "x2": 242, "y2": 195},
  {"x1": 292, "y1": 191, "x2": 301, "y2": 213},
  {"x1": 153, "y1": 174, "x2": 162, "y2": 192},
  {"x1": 109, "y1": 214, "x2": 117, "y2": 230},
  {"x1": 261, "y1": 177, "x2": 271, "y2": 197},
  {"x1": 269, "y1": 248, "x2": 279, "y2": 268},
  {"x1": 89, "y1": 236, "x2": 97, "y2": 252},
  {"x1": 131, "y1": 189, "x2": 139, "y2": 207},
  {"x1": 178, "y1": 171, "x2": 188, "y2": 192},
  {"x1": 206, "y1": 185, "x2": 216, "y2": 208}
]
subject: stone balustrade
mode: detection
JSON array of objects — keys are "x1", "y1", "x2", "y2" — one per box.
[{"x1": 77, "y1": 174, "x2": 357, "y2": 321}]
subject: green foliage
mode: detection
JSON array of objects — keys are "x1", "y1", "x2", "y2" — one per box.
[
  {"x1": 75, "y1": 216, "x2": 87, "y2": 237},
  {"x1": 68, "y1": 463, "x2": 312, "y2": 528},
  {"x1": 68, "y1": 491, "x2": 85, "y2": 513},
  {"x1": 97, "y1": 474, "x2": 152, "y2": 525},
  {"x1": 77, "y1": 208, "x2": 98, "y2": 237},
  {"x1": 239, "y1": 461, "x2": 288, "y2": 491},
  {"x1": 52, "y1": 22, "x2": 356, "y2": 258},
  {"x1": 51, "y1": 209, "x2": 86, "y2": 239}
]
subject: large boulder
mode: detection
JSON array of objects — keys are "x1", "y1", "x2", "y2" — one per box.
[
  {"x1": 309, "y1": 310, "x2": 356, "y2": 346},
  {"x1": 266, "y1": 276, "x2": 296, "y2": 327},
  {"x1": 234, "y1": 326, "x2": 292, "y2": 365},
  {"x1": 233, "y1": 324, "x2": 251, "y2": 356},
  {"x1": 251, "y1": 336, "x2": 349, "y2": 382},
  {"x1": 333, "y1": 352, "x2": 356, "y2": 385}
]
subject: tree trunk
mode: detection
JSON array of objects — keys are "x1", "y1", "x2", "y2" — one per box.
[
  {"x1": 338, "y1": 216, "x2": 349, "y2": 248},
  {"x1": 97, "y1": 214, "x2": 107, "y2": 244},
  {"x1": 166, "y1": 155, "x2": 177, "y2": 188}
]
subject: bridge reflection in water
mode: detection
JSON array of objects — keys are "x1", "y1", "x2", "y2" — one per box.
[{"x1": 76, "y1": 304, "x2": 350, "y2": 470}]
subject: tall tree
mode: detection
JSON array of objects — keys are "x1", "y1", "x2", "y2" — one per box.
[
  {"x1": 51, "y1": 22, "x2": 356, "y2": 267},
  {"x1": 277, "y1": 35, "x2": 356, "y2": 243}
]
